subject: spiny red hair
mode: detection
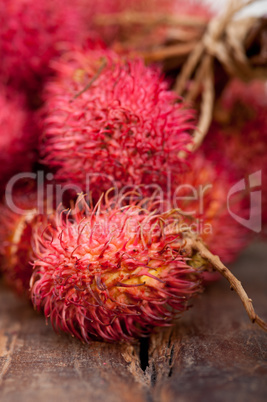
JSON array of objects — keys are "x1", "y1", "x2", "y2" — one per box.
[
  {"x1": 171, "y1": 152, "x2": 250, "y2": 264},
  {"x1": 0, "y1": 0, "x2": 87, "y2": 92},
  {"x1": 204, "y1": 79, "x2": 267, "y2": 226},
  {"x1": 39, "y1": 47, "x2": 194, "y2": 200},
  {"x1": 31, "y1": 194, "x2": 202, "y2": 342},
  {"x1": 0, "y1": 189, "x2": 43, "y2": 296},
  {"x1": 0, "y1": 88, "x2": 37, "y2": 191}
]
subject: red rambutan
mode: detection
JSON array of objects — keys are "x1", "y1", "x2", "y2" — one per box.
[
  {"x1": 0, "y1": 189, "x2": 43, "y2": 297},
  {"x1": 39, "y1": 47, "x2": 194, "y2": 198},
  {"x1": 204, "y1": 79, "x2": 267, "y2": 227},
  {"x1": 171, "y1": 152, "x2": 250, "y2": 266},
  {"x1": 0, "y1": 0, "x2": 87, "y2": 92},
  {"x1": 30, "y1": 195, "x2": 202, "y2": 342},
  {"x1": 0, "y1": 88, "x2": 37, "y2": 192}
]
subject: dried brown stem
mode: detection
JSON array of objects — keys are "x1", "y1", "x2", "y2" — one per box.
[
  {"x1": 187, "y1": 235, "x2": 267, "y2": 332},
  {"x1": 167, "y1": 27, "x2": 204, "y2": 42},
  {"x1": 141, "y1": 41, "x2": 198, "y2": 63},
  {"x1": 191, "y1": 56, "x2": 214, "y2": 151},
  {"x1": 174, "y1": 41, "x2": 204, "y2": 95},
  {"x1": 174, "y1": 0, "x2": 267, "y2": 151},
  {"x1": 95, "y1": 12, "x2": 208, "y2": 28}
]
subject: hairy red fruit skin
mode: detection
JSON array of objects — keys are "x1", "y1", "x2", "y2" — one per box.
[
  {"x1": 30, "y1": 196, "x2": 201, "y2": 342},
  {"x1": 0, "y1": 190, "x2": 43, "y2": 297},
  {"x1": 40, "y1": 47, "x2": 194, "y2": 199},
  {"x1": 168, "y1": 152, "x2": 250, "y2": 283},
  {"x1": 0, "y1": 215, "x2": 35, "y2": 297},
  {"x1": 204, "y1": 79, "x2": 267, "y2": 227},
  {"x1": 0, "y1": 88, "x2": 37, "y2": 192},
  {"x1": 172, "y1": 152, "x2": 250, "y2": 265},
  {"x1": 0, "y1": 0, "x2": 87, "y2": 92}
]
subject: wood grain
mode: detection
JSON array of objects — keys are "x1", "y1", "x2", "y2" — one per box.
[
  {"x1": 0, "y1": 242, "x2": 266, "y2": 402},
  {"x1": 149, "y1": 242, "x2": 267, "y2": 402},
  {"x1": 0, "y1": 286, "x2": 146, "y2": 401}
]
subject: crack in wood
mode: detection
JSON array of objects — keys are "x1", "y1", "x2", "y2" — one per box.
[
  {"x1": 121, "y1": 343, "x2": 150, "y2": 387},
  {"x1": 150, "y1": 362, "x2": 157, "y2": 387},
  {"x1": 0, "y1": 326, "x2": 20, "y2": 386},
  {"x1": 122, "y1": 328, "x2": 178, "y2": 391},
  {"x1": 139, "y1": 337, "x2": 149, "y2": 372},
  {"x1": 147, "y1": 328, "x2": 180, "y2": 385}
]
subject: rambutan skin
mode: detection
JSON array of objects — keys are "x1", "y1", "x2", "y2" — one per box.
[
  {"x1": 0, "y1": 0, "x2": 87, "y2": 91},
  {"x1": 39, "y1": 47, "x2": 194, "y2": 198},
  {"x1": 30, "y1": 196, "x2": 201, "y2": 342},
  {"x1": 203, "y1": 79, "x2": 267, "y2": 226},
  {"x1": 0, "y1": 88, "x2": 37, "y2": 191},
  {"x1": 0, "y1": 190, "x2": 43, "y2": 297},
  {"x1": 171, "y1": 152, "x2": 250, "y2": 270}
]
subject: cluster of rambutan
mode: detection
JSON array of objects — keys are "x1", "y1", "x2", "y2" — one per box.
[{"x1": 0, "y1": 0, "x2": 266, "y2": 342}]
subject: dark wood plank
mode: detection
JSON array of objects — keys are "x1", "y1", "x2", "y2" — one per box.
[
  {"x1": 0, "y1": 286, "x2": 147, "y2": 402},
  {"x1": 0, "y1": 242, "x2": 266, "y2": 401},
  {"x1": 148, "y1": 242, "x2": 267, "y2": 402}
]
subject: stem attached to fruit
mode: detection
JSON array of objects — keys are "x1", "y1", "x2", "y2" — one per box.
[{"x1": 186, "y1": 235, "x2": 267, "y2": 332}]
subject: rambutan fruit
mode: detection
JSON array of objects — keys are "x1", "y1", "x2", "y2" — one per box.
[
  {"x1": 0, "y1": 88, "x2": 37, "y2": 192},
  {"x1": 1, "y1": 190, "x2": 265, "y2": 340},
  {"x1": 39, "y1": 47, "x2": 194, "y2": 199},
  {"x1": 0, "y1": 0, "x2": 87, "y2": 93},
  {"x1": 30, "y1": 195, "x2": 202, "y2": 342},
  {"x1": 204, "y1": 79, "x2": 267, "y2": 227},
  {"x1": 171, "y1": 152, "x2": 250, "y2": 265},
  {"x1": 0, "y1": 188, "x2": 42, "y2": 297}
]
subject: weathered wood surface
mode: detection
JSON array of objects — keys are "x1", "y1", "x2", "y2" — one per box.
[{"x1": 0, "y1": 242, "x2": 266, "y2": 402}]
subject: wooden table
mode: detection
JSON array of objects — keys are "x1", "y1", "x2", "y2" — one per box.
[{"x1": 0, "y1": 242, "x2": 266, "y2": 402}]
